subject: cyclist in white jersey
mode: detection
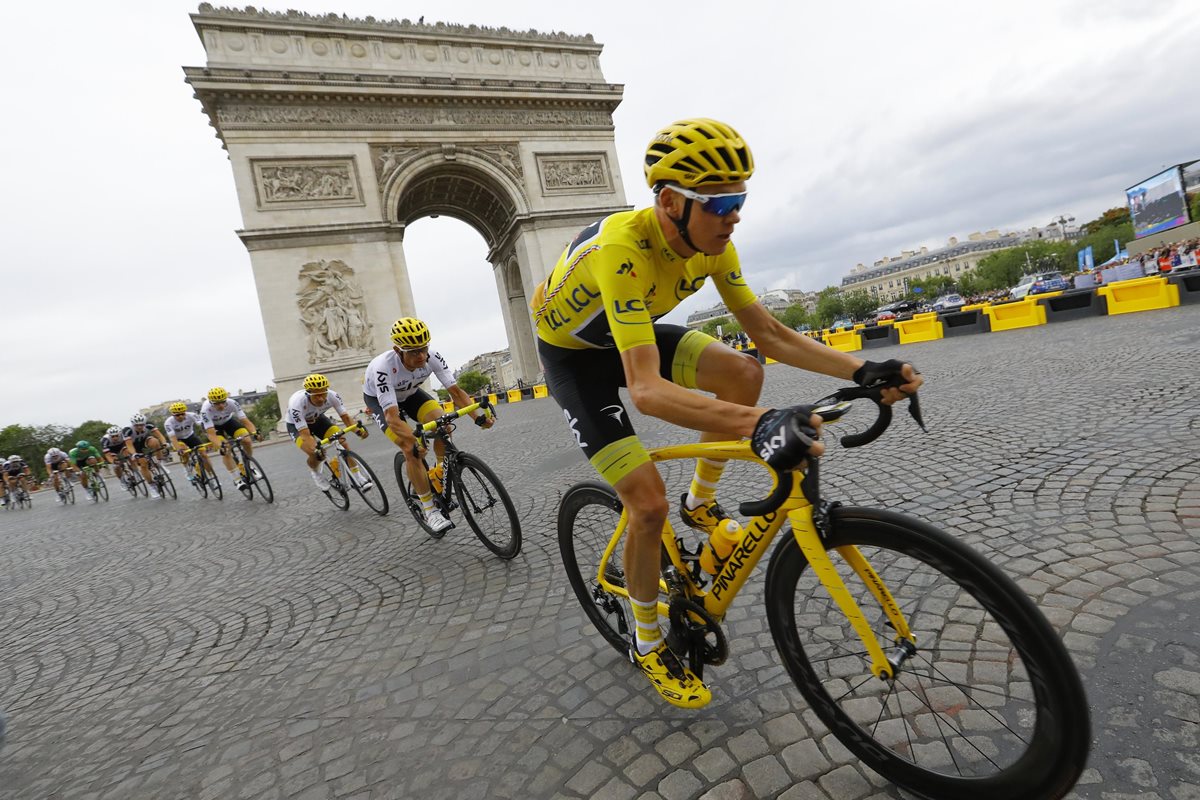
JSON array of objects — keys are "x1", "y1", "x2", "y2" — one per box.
[
  {"x1": 200, "y1": 387, "x2": 259, "y2": 490},
  {"x1": 99, "y1": 425, "x2": 132, "y2": 486},
  {"x1": 287, "y1": 373, "x2": 369, "y2": 492},
  {"x1": 362, "y1": 317, "x2": 494, "y2": 532},
  {"x1": 123, "y1": 414, "x2": 168, "y2": 498},
  {"x1": 44, "y1": 447, "x2": 75, "y2": 499},
  {"x1": 164, "y1": 402, "x2": 214, "y2": 476}
]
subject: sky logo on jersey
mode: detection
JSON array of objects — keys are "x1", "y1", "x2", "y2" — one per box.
[
  {"x1": 674, "y1": 275, "x2": 706, "y2": 301},
  {"x1": 564, "y1": 409, "x2": 587, "y2": 448},
  {"x1": 611, "y1": 299, "x2": 646, "y2": 323},
  {"x1": 376, "y1": 371, "x2": 391, "y2": 395}
]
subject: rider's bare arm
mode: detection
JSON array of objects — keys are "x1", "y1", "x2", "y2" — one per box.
[
  {"x1": 620, "y1": 345, "x2": 765, "y2": 438},
  {"x1": 734, "y1": 302, "x2": 923, "y2": 404}
]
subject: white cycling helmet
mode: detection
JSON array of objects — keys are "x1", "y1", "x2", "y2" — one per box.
[
  {"x1": 8, "y1": 454, "x2": 21, "y2": 462},
  {"x1": 130, "y1": 414, "x2": 147, "y2": 425},
  {"x1": 106, "y1": 426, "x2": 122, "y2": 437}
]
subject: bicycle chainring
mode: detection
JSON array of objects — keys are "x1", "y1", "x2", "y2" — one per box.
[{"x1": 668, "y1": 597, "x2": 728, "y2": 667}]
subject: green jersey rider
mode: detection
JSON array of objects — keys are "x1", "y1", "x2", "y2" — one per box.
[{"x1": 533, "y1": 118, "x2": 922, "y2": 708}]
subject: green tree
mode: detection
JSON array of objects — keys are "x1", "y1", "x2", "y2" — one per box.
[
  {"x1": 0, "y1": 423, "x2": 70, "y2": 480},
  {"x1": 1082, "y1": 207, "x2": 1131, "y2": 234},
  {"x1": 246, "y1": 391, "x2": 282, "y2": 433},
  {"x1": 1190, "y1": 192, "x2": 1200, "y2": 224},
  {"x1": 974, "y1": 241, "x2": 1074, "y2": 291},
  {"x1": 812, "y1": 287, "x2": 845, "y2": 328},
  {"x1": 778, "y1": 303, "x2": 811, "y2": 330},
  {"x1": 456, "y1": 370, "x2": 491, "y2": 396},
  {"x1": 68, "y1": 420, "x2": 117, "y2": 448},
  {"x1": 436, "y1": 388, "x2": 450, "y2": 403},
  {"x1": 842, "y1": 290, "x2": 877, "y2": 322},
  {"x1": 956, "y1": 272, "x2": 983, "y2": 297},
  {"x1": 907, "y1": 275, "x2": 955, "y2": 301},
  {"x1": 700, "y1": 316, "x2": 742, "y2": 337},
  {"x1": 1075, "y1": 221, "x2": 1134, "y2": 267}
]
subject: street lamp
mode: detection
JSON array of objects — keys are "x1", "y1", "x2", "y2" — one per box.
[{"x1": 1052, "y1": 214, "x2": 1075, "y2": 241}]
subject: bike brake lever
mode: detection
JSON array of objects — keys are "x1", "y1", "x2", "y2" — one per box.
[{"x1": 907, "y1": 392, "x2": 927, "y2": 432}]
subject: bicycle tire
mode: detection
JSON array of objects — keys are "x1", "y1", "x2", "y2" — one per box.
[
  {"x1": 157, "y1": 465, "x2": 177, "y2": 500},
  {"x1": 342, "y1": 449, "x2": 388, "y2": 516},
  {"x1": 64, "y1": 479, "x2": 75, "y2": 504},
  {"x1": 207, "y1": 465, "x2": 223, "y2": 501},
  {"x1": 189, "y1": 459, "x2": 208, "y2": 498},
  {"x1": 245, "y1": 457, "x2": 273, "y2": 503},
  {"x1": 763, "y1": 506, "x2": 1090, "y2": 800},
  {"x1": 558, "y1": 481, "x2": 633, "y2": 657},
  {"x1": 454, "y1": 452, "x2": 520, "y2": 559},
  {"x1": 94, "y1": 473, "x2": 109, "y2": 502},
  {"x1": 395, "y1": 451, "x2": 447, "y2": 538},
  {"x1": 133, "y1": 467, "x2": 148, "y2": 497},
  {"x1": 323, "y1": 459, "x2": 350, "y2": 510}
]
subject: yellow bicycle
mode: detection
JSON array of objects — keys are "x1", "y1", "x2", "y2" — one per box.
[
  {"x1": 558, "y1": 385, "x2": 1090, "y2": 799},
  {"x1": 315, "y1": 421, "x2": 388, "y2": 516}
]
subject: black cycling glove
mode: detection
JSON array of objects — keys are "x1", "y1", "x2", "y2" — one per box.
[
  {"x1": 853, "y1": 359, "x2": 912, "y2": 388},
  {"x1": 751, "y1": 405, "x2": 819, "y2": 471}
]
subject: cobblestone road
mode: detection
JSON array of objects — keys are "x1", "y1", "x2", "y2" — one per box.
[{"x1": 2, "y1": 305, "x2": 1199, "y2": 800}]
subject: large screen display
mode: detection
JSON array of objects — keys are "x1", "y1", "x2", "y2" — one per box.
[{"x1": 1126, "y1": 166, "x2": 1190, "y2": 238}]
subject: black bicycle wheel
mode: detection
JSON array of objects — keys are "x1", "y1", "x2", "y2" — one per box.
[
  {"x1": 764, "y1": 506, "x2": 1091, "y2": 799},
  {"x1": 64, "y1": 480, "x2": 75, "y2": 504},
  {"x1": 20, "y1": 490, "x2": 31, "y2": 509},
  {"x1": 94, "y1": 473, "x2": 109, "y2": 502},
  {"x1": 454, "y1": 453, "x2": 520, "y2": 559},
  {"x1": 342, "y1": 449, "x2": 388, "y2": 516},
  {"x1": 207, "y1": 465, "x2": 223, "y2": 500},
  {"x1": 244, "y1": 457, "x2": 273, "y2": 503},
  {"x1": 396, "y1": 452, "x2": 446, "y2": 538},
  {"x1": 133, "y1": 467, "x2": 148, "y2": 497},
  {"x1": 323, "y1": 460, "x2": 350, "y2": 510},
  {"x1": 558, "y1": 481, "x2": 633, "y2": 657},
  {"x1": 189, "y1": 460, "x2": 208, "y2": 498},
  {"x1": 157, "y1": 465, "x2": 177, "y2": 500}
]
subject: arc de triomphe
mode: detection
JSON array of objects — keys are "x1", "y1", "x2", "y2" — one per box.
[{"x1": 183, "y1": 4, "x2": 629, "y2": 404}]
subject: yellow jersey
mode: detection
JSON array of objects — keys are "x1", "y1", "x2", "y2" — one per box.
[{"x1": 533, "y1": 207, "x2": 758, "y2": 351}]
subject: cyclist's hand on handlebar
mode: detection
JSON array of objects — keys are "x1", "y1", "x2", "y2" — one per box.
[
  {"x1": 474, "y1": 413, "x2": 493, "y2": 429},
  {"x1": 853, "y1": 359, "x2": 923, "y2": 405},
  {"x1": 751, "y1": 405, "x2": 824, "y2": 470},
  {"x1": 354, "y1": 425, "x2": 368, "y2": 439}
]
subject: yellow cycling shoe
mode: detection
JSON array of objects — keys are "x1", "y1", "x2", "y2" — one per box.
[
  {"x1": 679, "y1": 494, "x2": 733, "y2": 537},
  {"x1": 630, "y1": 640, "x2": 712, "y2": 709},
  {"x1": 428, "y1": 463, "x2": 444, "y2": 494}
]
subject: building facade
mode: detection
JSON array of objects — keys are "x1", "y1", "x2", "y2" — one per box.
[{"x1": 840, "y1": 231, "x2": 1020, "y2": 302}]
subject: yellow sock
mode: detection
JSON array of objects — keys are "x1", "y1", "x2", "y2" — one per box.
[
  {"x1": 419, "y1": 492, "x2": 434, "y2": 514},
  {"x1": 686, "y1": 458, "x2": 727, "y2": 510},
  {"x1": 630, "y1": 596, "x2": 662, "y2": 655}
]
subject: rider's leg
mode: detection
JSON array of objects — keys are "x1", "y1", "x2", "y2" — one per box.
[
  {"x1": 615, "y1": 464, "x2": 670, "y2": 650},
  {"x1": 686, "y1": 341, "x2": 763, "y2": 507},
  {"x1": 417, "y1": 403, "x2": 447, "y2": 492}
]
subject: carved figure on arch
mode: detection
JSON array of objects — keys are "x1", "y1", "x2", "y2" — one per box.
[{"x1": 296, "y1": 259, "x2": 374, "y2": 362}]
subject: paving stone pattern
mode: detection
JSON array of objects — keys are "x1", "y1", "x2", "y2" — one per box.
[{"x1": 2, "y1": 306, "x2": 1199, "y2": 799}]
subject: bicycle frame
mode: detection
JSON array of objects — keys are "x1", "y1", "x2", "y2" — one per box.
[
  {"x1": 411, "y1": 401, "x2": 489, "y2": 502},
  {"x1": 316, "y1": 423, "x2": 365, "y2": 480},
  {"x1": 594, "y1": 440, "x2": 916, "y2": 681}
]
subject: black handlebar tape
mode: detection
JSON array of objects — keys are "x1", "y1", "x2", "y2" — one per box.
[
  {"x1": 841, "y1": 402, "x2": 893, "y2": 448},
  {"x1": 739, "y1": 469, "x2": 792, "y2": 517}
]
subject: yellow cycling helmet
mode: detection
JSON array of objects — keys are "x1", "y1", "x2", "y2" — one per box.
[
  {"x1": 303, "y1": 373, "x2": 330, "y2": 393},
  {"x1": 169, "y1": 402, "x2": 188, "y2": 415},
  {"x1": 390, "y1": 317, "x2": 431, "y2": 350},
  {"x1": 644, "y1": 118, "x2": 754, "y2": 189},
  {"x1": 207, "y1": 387, "x2": 229, "y2": 403}
]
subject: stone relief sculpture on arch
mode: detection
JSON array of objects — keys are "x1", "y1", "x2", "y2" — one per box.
[{"x1": 296, "y1": 260, "x2": 374, "y2": 363}]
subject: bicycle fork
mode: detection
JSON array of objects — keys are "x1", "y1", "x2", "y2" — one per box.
[{"x1": 788, "y1": 505, "x2": 917, "y2": 680}]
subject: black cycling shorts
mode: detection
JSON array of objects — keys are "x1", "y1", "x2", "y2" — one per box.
[
  {"x1": 362, "y1": 388, "x2": 440, "y2": 429},
  {"x1": 287, "y1": 414, "x2": 335, "y2": 444},
  {"x1": 538, "y1": 323, "x2": 717, "y2": 485}
]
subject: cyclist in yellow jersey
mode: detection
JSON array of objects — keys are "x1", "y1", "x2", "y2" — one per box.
[{"x1": 534, "y1": 118, "x2": 923, "y2": 709}]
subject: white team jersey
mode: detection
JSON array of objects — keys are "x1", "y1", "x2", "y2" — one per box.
[
  {"x1": 200, "y1": 398, "x2": 247, "y2": 428},
  {"x1": 362, "y1": 349, "x2": 455, "y2": 410},
  {"x1": 44, "y1": 449, "x2": 68, "y2": 465},
  {"x1": 286, "y1": 389, "x2": 348, "y2": 428},
  {"x1": 164, "y1": 412, "x2": 204, "y2": 440}
]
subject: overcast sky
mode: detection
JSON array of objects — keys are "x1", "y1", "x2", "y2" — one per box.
[{"x1": 4, "y1": 0, "x2": 1197, "y2": 426}]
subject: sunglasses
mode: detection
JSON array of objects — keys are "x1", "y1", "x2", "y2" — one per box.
[
  {"x1": 401, "y1": 346, "x2": 429, "y2": 355},
  {"x1": 665, "y1": 185, "x2": 747, "y2": 217}
]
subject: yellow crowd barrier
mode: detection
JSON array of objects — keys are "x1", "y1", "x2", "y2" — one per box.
[
  {"x1": 894, "y1": 313, "x2": 944, "y2": 344},
  {"x1": 507, "y1": 389, "x2": 523, "y2": 403},
  {"x1": 533, "y1": 384, "x2": 549, "y2": 399},
  {"x1": 1097, "y1": 276, "x2": 1180, "y2": 315},
  {"x1": 487, "y1": 393, "x2": 498, "y2": 405},
  {"x1": 823, "y1": 329, "x2": 862, "y2": 352},
  {"x1": 982, "y1": 297, "x2": 1047, "y2": 331},
  {"x1": 441, "y1": 401, "x2": 455, "y2": 412}
]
